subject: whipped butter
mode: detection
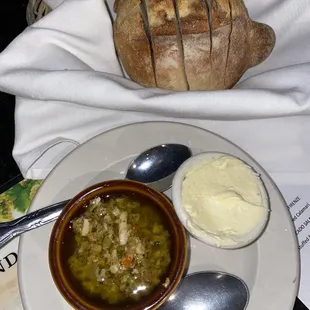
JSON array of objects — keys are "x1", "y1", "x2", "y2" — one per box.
[{"x1": 182, "y1": 155, "x2": 266, "y2": 246}]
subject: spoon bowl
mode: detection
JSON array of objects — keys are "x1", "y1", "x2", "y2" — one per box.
[
  {"x1": 162, "y1": 271, "x2": 249, "y2": 310},
  {"x1": 126, "y1": 144, "x2": 192, "y2": 192}
]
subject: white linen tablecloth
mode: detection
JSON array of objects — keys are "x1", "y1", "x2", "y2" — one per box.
[{"x1": 0, "y1": 0, "x2": 309, "y2": 183}]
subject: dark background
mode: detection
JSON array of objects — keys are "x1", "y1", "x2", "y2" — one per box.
[
  {"x1": 0, "y1": 0, "x2": 25, "y2": 191},
  {"x1": 0, "y1": 0, "x2": 308, "y2": 309}
]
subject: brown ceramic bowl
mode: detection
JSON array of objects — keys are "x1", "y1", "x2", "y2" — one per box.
[{"x1": 49, "y1": 179, "x2": 187, "y2": 310}]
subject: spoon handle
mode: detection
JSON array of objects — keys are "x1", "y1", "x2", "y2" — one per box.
[{"x1": 0, "y1": 199, "x2": 70, "y2": 249}]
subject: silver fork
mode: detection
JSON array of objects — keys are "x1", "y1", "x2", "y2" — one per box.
[{"x1": 0, "y1": 199, "x2": 70, "y2": 249}]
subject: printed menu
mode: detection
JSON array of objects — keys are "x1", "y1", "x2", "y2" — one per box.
[
  {"x1": 0, "y1": 180, "x2": 309, "y2": 309},
  {"x1": 0, "y1": 180, "x2": 42, "y2": 310},
  {"x1": 278, "y1": 183, "x2": 310, "y2": 308}
]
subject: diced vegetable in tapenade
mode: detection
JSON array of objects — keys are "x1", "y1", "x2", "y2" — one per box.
[{"x1": 68, "y1": 195, "x2": 171, "y2": 305}]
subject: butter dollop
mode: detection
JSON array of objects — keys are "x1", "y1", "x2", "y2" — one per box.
[{"x1": 182, "y1": 155, "x2": 266, "y2": 246}]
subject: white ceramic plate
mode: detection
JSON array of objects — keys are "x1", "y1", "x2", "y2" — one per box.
[{"x1": 18, "y1": 121, "x2": 300, "y2": 310}]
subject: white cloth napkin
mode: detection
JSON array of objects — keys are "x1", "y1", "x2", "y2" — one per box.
[{"x1": 0, "y1": 0, "x2": 310, "y2": 182}]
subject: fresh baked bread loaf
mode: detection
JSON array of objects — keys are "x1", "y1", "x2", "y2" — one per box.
[{"x1": 113, "y1": 0, "x2": 275, "y2": 91}]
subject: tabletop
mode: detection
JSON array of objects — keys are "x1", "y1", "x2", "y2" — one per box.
[{"x1": 0, "y1": 0, "x2": 308, "y2": 309}]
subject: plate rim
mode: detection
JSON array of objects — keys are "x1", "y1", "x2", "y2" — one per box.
[{"x1": 17, "y1": 120, "x2": 301, "y2": 310}]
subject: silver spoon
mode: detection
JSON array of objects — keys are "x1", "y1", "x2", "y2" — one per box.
[
  {"x1": 0, "y1": 144, "x2": 192, "y2": 249},
  {"x1": 161, "y1": 271, "x2": 249, "y2": 310},
  {"x1": 126, "y1": 143, "x2": 192, "y2": 192}
]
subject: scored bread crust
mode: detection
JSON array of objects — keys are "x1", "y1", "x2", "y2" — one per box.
[
  {"x1": 224, "y1": 15, "x2": 249, "y2": 88},
  {"x1": 211, "y1": 0, "x2": 230, "y2": 28},
  {"x1": 113, "y1": 0, "x2": 276, "y2": 91},
  {"x1": 145, "y1": 0, "x2": 188, "y2": 91},
  {"x1": 223, "y1": 0, "x2": 248, "y2": 88},
  {"x1": 113, "y1": 0, "x2": 156, "y2": 88},
  {"x1": 210, "y1": 23, "x2": 230, "y2": 90},
  {"x1": 177, "y1": 0, "x2": 211, "y2": 91}
]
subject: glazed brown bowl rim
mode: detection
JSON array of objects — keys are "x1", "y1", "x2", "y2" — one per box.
[{"x1": 49, "y1": 179, "x2": 187, "y2": 310}]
